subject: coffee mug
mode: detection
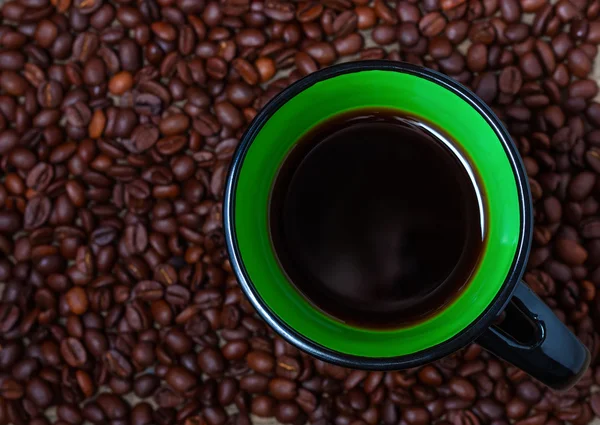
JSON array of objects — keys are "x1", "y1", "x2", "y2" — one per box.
[{"x1": 223, "y1": 61, "x2": 590, "y2": 390}]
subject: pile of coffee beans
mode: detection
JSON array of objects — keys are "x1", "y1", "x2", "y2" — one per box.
[{"x1": 1, "y1": 0, "x2": 600, "y2": 424}]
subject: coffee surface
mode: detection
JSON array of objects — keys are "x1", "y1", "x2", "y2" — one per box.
[{"x1": 270, "y1": 109, "x2": 486, "y2": 328}]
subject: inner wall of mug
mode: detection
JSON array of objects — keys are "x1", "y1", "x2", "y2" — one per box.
[{"x1": 233, "y1": 69, "x2": 521, "y2": 358}]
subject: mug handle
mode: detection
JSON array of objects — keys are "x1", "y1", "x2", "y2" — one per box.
[{"x1": 477, "y1": 281, "x2": 590, "y2": 391}]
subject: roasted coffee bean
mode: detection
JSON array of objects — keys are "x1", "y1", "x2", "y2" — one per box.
[
  {"x1": 269, "y1": 378, "x2": 297, "y2": 400},
  {"x1": 419, "y1": 12, "x2": 446, "y2": 37},
  {"x1": 166, "y1": 366, "x2": 198, "y2": 393},
  {"x1": 60, "y1": 337, "x2": 88, "y2": 367},
  {"x1": 247, "y1": 350, "x2": 275, "y2": 374}
]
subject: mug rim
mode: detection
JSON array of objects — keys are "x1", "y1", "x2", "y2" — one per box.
[{"x1": 224, "y1": 60, "x2": 533, "y2": 369}]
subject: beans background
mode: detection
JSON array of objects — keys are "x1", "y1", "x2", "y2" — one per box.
[{"x1": 1, "y1": 0, "x2": 600, "y2": 425}]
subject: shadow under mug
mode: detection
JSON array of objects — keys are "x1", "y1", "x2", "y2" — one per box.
[{"x1": 224, "y1": 61, "x2": 590, "y2": 390}]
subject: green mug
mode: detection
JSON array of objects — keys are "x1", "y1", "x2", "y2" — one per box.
[{"x1": 224, "y1": 61, "x2": 589, "y2": 390}]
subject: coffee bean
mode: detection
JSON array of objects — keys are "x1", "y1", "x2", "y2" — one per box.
[
  {"x1": 264, "y1": 1, "x2": 296, "y2": 22},
  {"x1": 520, "y1": 52, "x2": 543, "y2": 79},
  {"x1": 373, "y1": 24, "x2": 397, "y2": 45},
  {"x1": 0, "y1": 71, "x2": 28, "y2": 96},
  {"x1": 165, "y1": 284, "x2": 191, "y2": 306},
  {"x1": 568, "y1": 171, "x2": 596, "y2": 201},
  {"x1": 333, "y1": 33, "x2": 363, "y2": 56},
  {"x1": 23, "y1": 196, "x2": 51, "y2": 230},
  {"x1": 515, "y1": 381, "x2": 541, "y2": 404},
  {"x1": 568, "y1": 48, "x2": 592, "y2": 78},
  {"x1": 276, "y1": 401, "x2": 301, "y2": 423},
  {"x1": 418, "y1": 365, "x2": 444, "y2": 386},
  {"x1": 241, "y1": 374, "x2": 270, "y2": 393},
  {"x1": 555, "y1": 238, "x2": 588, "y2": 265},
  {"x1": 65, "y1": 102, "x2": 92, "y2": 127},
  {"x1": 0, "y1": 50, "x2": 25, "y2": 71},
  {"x1": 60, "y1": 337, "x2": 88, "y2": 367},
  {"x1": 197, "y1": 347, "x2": 225, "y2": 376},
  {"x1": 252, "y1": 394, "x2": 276, "y2": 417},
  {"x1": 403, "y1": 406, "x2": 431, "y2": 425},
  {"x1": 374, "y1": 0, "x2": 398, "y2": 24},
  {"x1": 303, "y1": 42, "x2": 337, "y2": 65},
  {"x1": 215, "y1": 101, "x2": 244, "y2": 129},
  {"x1": 26, "y1": 162, "x2": 54, "y2": 192},
  {"x1": 467, "y1": 43, "x2": 488, "y2": 72},
  {"x1": 166, "y1": 366, "x2": 198, "y2": 393},
  {"x1": 247, "y1": 350, "x2": 275, "y2": 374},
  {"x1": 355, "y1": 6, "x2": 376, "y2": 29},
  {"x1": 449, "y1": 376, "x2": 477, "y2": 400},
  {"x1": 419, "y1": 12, "x2": 446, "y2": 37},
  {"x1": 24, "y1": 377, "x2": 53, "y2": 408},
  {"x1": 0, "y1": 377, "x2": 23, "y2": 400},
  {"x1": 66, "y1": 286, "x2": 89, "y2": 315},
  {"x1": 269, "y1": 377, "x2": 297, "y2": 400},
  {"x1": 37, "y1": 80, "x2": 63, "y2": 108},
  {"x1": 398, "y1": 22, "x2": 420, "y2": 46}
]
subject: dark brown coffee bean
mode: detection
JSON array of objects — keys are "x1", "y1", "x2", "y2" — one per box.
[
  {"x1": 252, "y1": 395, "x2": 276, "y2": 417},
  {"x1": 332, "y1": 11, "x2": 357, "y2": 37},
  {"x1": 445, "y1": 20, "x2": 469, "y2": 44},
  {"x1": 9, "y1": 147, "x2": 36, "y2": 170},
  {"x1": 264, "y1": 0, "x2": 296, "y2": 22},
  {"x1": 215, "y1": 101, "x2": 244, "y2": 129},
  {"x1": 73, "y1": 33, "x2": 99, "y2": 63},
  {"x1": 26, "y1": 377, "x2": 53, "y2": 407},
  {"x1": 450, "y1": 376, "x2": 477, "y2": 400},
  {"x1": 467, "y1": 43, "x2": 488, "y2": 72},
  {"x1": 438, "y1": 51, "x2": 466, "y2": 74},
  {"x1": 247, "y1": 350, "x2": 275, "y2": 374},
  {"x1": 333, "y1": 33, "x2": 363, "y2": 56},
  {"x1": 60, "y1": 337, "x2": 88, "y2": 367},
  {"x1": 374, "y1": 0, "x2": 397, "y2": 24},
  {"x1": 275, "y1": 401, "x2": 301, "y2": 423},
  {"x1": 274, "y1": 355, "x2": 301, "y2": 380},
  {"x1": 241, "y1": 374, "x2": 270, "y2": 393},
  {"x1": 303, "y1": 42, "x2": 337, "y2": 65},
  {"x1": 24, "y1": 196, "x2": 51, "y2": 230},
  {"x1": 500, "y1": 0, "x2": 521, "y2": 22},
  {"x1": 398, "y1": 22, "x2": 420, "y2": 46},
  {"x1": 372, "y1": 24, "x2": 396, "y2": 45},
  {"x1": 166, "y1": 366, "x2": 198, "y2": 393},
  {"x1": 296, "y1": 2, "x2": 323, "y2": 23},
  {"x1": 65, "y1": 102, "x2": 92, "y2": 127},
  {"x1": 428, "y1": 37, "x2": 452, "y2": 59},
  {"x1": 105, "y1": 349, "x2": 134, "y2": 378},
  {"x1": 0, "y1": 377, "x2": 23, "y2": 400},
  {"x1": 65, "y1": 286, "x2": 88, "y2": 315},
  {"x1": 469, "y1": 20, "x2": 496, "y2": 44},
  {"x1": 567, "y1": 48, "x2": 592, "y2": 78},
  {"x1": 0, "y1": 50, "x2": 25, "y2": 71},
  {"x1": 418, "y1": 365, "x2": 443, "y2": 386},
  {"x1": 269, "y1": 377, "x2": 297, "y2": 400},
  {"x1": 26, "y1": 162, "x2": 54, "y2": 192},
  {"x1": 419, "y1": 12, "x2": 446, "y2": 37},
  {"x1": 0, "y1": 71, "x2": 28, "y2": 96},
  {"x1": 37, "y1": 80, "x2": 63, "y2": 109},
  {"x1": 555, "y1": 238, "x2": 588, "y2": 265},
  {"x1": 403, "y1": 406, "x2": 431, "y2": 425},
  {"x1": 197, "y1": 347, "x2": 225, "y2": 376}
]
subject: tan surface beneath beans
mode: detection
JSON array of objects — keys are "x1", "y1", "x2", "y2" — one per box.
[{"x1": 1, "y1": 0, "x2": 600, "y2": 424}]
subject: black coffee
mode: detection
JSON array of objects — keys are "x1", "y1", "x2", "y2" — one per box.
[{"x1": 269, "y1": 108, "x2": 486, "y2": 329}]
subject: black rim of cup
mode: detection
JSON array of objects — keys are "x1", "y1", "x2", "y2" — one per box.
[{"x1": 223, "y1": 60, "x2": 533, "y2": 370}]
